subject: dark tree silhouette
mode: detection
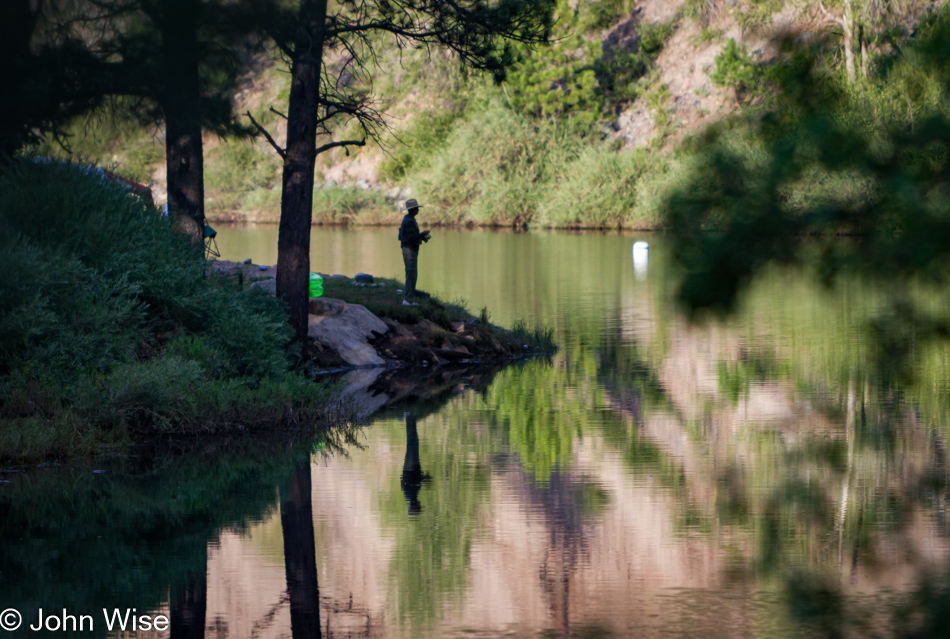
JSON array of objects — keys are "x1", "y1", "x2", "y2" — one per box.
[
  {"x1": 250, "y1": 0, "x2": 556, "y2": 345},
  {"x1": 0, "y1": 1, "x2": 106, "y2": 157},
  {"x1": 667, "y1": 23, "x2": 950, "y2": 315},
  {"x1": 32, "y1": 0, "x2": 255, "y2": 236}
]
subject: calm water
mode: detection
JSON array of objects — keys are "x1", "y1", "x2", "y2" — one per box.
[{"x1": 3, "y1": 226, "x2": 949, "y2": 638}]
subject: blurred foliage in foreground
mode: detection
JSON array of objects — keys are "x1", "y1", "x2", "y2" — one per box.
[{"x1": 667, "y1": 15, "x2": 950, "y2": 315}]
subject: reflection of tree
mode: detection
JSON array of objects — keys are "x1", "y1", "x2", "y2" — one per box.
[
  {"x1": 0, "y1": 434, "x2": 327, "y2": 639},
  {"x1": 280, "y1": 459, "x2": 322, "y2": 639},
  {"x1": 170, "y1": 550, "x2": 207, "y2": 639}
]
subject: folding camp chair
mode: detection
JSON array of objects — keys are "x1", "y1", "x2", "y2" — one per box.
[{"x1": 204, "y1": 224, "x2": 220, "y2": 259}]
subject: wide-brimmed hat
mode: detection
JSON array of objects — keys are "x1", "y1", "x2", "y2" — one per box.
[{"x1": 402, "y1": 198, "x2": 423, "y2": 211}]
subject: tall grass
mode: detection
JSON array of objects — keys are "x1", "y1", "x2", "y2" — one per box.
[
  {"x1": 406, "y1": 103, "x2": 682, "y2": 229},
  {"x1": 0, "y1": 160, "x2": 335, "y2": 464}
]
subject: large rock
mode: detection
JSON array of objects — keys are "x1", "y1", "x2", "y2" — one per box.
[
  {"x1": 307, "y1": 302, "x2": 388, "y2": 367},
  {"x1": 308, "y1": 297, "x2": 346, "y2": 315}
]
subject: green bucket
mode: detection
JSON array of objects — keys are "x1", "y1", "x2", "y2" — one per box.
[{"x1": 309, "y1": 272, "x2": 323, "y2": 298}]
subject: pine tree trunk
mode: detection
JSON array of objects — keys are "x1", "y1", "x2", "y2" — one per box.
[
  {"x1": 0, "y1": 0, "x2": 40, "y2": 156},
  {"x1": 160, "y1": 0, "x2": 205, "y2": 241},
  {"x1": 280, "y1": 461, "x2": 323, "y2": 639},
  {"x1": 278, "y1": 0, "x2": 329, "y2": 347},
  {"x1": 843, "y1": 0, "x2": 856, "y2": 83}
]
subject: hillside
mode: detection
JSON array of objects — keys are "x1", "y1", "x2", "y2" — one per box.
[{"x1": 36, "y1": 0, "x2": 947, "y2": 229}]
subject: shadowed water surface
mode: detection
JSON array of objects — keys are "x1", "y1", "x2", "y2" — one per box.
[{"x1": 3, "y1": 226, "x2": 949, "y2": 638}]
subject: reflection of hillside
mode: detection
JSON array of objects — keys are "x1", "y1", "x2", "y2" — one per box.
[
  {"x1": 618, "y1": 289, "x2": 950, "y2": 593},
  {"x1": 194, "y1": 345, "x2": 949, "y2": 639},
  {"x1": 206, "y1": 530, "x2": 289, "y2": 639},
  {"x1": 196, "y1": 403, "x2": 771, "y2": 638}
]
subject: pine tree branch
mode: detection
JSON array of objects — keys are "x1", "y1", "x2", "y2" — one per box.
[
  {"x1": 245, "y1": 111, "x2": 286, "y2": 160},
  {"x1": 315, "y1": 139, "x2": 366, "y2": 155}
]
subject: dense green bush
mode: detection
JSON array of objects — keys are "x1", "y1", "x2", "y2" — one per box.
[
  {"x1": 408, "y1": 103, "x2": 676, "y2": 228},
  {"x1": 506, "y1": 38, "x2": 604, "y2": 124},
  {"x1": 537, "y1": 145, "x2": 658, "y2": 227},
  {"x1": 710, "y1": 38, "x2": 760, "y2": 103},
  {"x1": 0, "y1": 160, "x2": 334, "y2": 461},
  {"x1": 416, "y1": 106, "x2": 589, "y2": 225}
]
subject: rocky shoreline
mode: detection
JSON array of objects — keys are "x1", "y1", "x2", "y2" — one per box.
[{"x1": 212, "y1": 260, "x2": 549, "y2": 373}]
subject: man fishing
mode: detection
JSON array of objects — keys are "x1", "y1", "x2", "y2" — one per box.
[{"x1": 398, "y1": 198, "x2": 430, "y2": 306}]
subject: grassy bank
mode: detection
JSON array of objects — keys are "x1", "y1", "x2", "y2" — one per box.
[{"x1": 0, "y1": 160, "x2": 337, "y2": 466}]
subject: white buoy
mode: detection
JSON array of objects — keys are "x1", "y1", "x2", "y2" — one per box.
[{"x1": 632, "y1": 241, "x2": 649, "y2": 281}]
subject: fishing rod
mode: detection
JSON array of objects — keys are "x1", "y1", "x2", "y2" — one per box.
[{"x1": 423, "y1": 189, "x2": 475, "y2": 234}]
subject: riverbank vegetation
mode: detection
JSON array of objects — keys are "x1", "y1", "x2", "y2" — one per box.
[
  {"x1": 0, "y1": 161, "x2": 337, "y2": 465},
  {"x1": 32, "y1": 0, "x2": 950, "y2": 231}
]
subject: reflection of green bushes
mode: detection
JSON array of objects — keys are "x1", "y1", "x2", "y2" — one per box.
[
  {"x1": 482, "y1": 359, "x2": 593, "y2": 479},
  {"x1": 716, "y1": 356, "x2": 770, "y2": 405},
  {"x1": 0, "y1": 436, "x2": 308, "y2": 638}
]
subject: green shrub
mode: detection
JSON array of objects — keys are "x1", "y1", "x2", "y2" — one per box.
[
  {"x1": 506, "y1": 38, "x2": 604, "y2": 124},
  {"x1": 312, "y1": 187, "x2": 395, "y2": 223},
  {"x1": 537, "y1": 145, "x2": 656, "y2": 227},
  {"x1": 414, "y1": 106, "x2": 592, "y2": 225},
  {"x1": 711, "y1": 39, "x2": 759, "y2": 103},
  {"x1": 639, "y1": 19, "x2": 675, "y2": 55},
  {"x1": 381, "y1": 109, "x2": 466, "y2": 180},
  {"x1": 735, "y1": 0, "x2": 783, "y2": 34},
  {"x1": 34, "y1": 105, "x2": 164, "y2": 184},
  {"x1": 0, "y1": 160, "x2": 334, "y2": 462}
]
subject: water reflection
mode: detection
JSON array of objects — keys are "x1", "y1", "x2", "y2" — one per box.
[
  {"x1": 7, "y1": 229, "x2": 950, "y2": 637},
  {"x1": 632, "y1": 240, "x2": 649, "y2": 281},
  {"x1": 281, "y1": 459, "x2": 323, "y2": 639},
  {"x1": 400, "y1": 413, "x2": 431, "y2": 516},
  {"x1": 170, "y1": 559, "x2": 207, "y2": 639},
  {"x1": 0, "y1": 433, "x2": 321, "y2": 639}
]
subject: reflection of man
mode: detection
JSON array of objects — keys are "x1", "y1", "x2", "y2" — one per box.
[
  {"x1": 401, "y1": 412, "x2": 429, "y2": 515},
  {"x1": 398, "y1": 199, "x2": 430, "y2": 307}
]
